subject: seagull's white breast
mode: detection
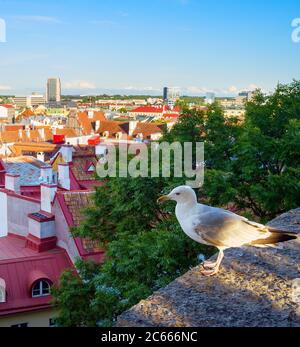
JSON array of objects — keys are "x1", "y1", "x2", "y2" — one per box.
[{"x1": 175, "y1": 203, "x2": 210, "y2": 245}]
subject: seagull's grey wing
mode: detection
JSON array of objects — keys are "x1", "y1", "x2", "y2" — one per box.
[{"x1": 193, "y1": 211, "x2": 269, "y2": 248}]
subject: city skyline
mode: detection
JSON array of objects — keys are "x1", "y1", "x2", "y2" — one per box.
[{"x1": 0, "y1": 0, "x2": 300, "y2": 95}]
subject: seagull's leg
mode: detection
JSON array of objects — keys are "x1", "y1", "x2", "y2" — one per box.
[{"x1": 201, "y1": 250, "x2": 224, "y2": 276}]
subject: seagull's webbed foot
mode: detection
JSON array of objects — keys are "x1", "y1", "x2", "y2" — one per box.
[
  {"x1": 200, "y1": 267, "x2": 220, "y2": 277},
  {"x1": 202, "y1": 260, "x2": 218, "y2": 269},
  {"x1": 200, "y1": 250, "x2": 224, "y2": 277}
]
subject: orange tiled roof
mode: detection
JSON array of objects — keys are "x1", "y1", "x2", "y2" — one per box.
[
  {"x1": 132, "y1": 122, "x2": 165, "y2": 138},
  {"x1": 4, "y1": 124, "x2": 25, "y2": 132},
  {"x1": 56, "y1": 128, "x2": 77, "y2": 138},
  {"x1": 0, "y1": 130, "x2": 23, "y2": 143},
  {"x1": 44, "y1": 128, "x2": 54, "y2": 141},
  {"x1": 17, "y1": 109, "x2": 35, "y2": 119},
  {"x1": 77, "y1": 111, "x2": 106, "y2": 135},
  {"x1": 9, "y1": 142, "x2": 60, "y2": 156},
  {"x1": 97, "y1": 120, "x2": 129, "y2": 137}
]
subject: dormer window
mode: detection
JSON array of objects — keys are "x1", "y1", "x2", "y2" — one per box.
[
  {"x1": 0, "y1": 278, "x2": 6, "y2": 303},
  {"x1": 87, "y1": 165, "x2": 95, "y2": 173},
  {"x1": 32, "y1": 280, "x2": 51, "y2": 298},
  {"x1": 85, "y1": 161, "x2": 96, "y2": 173}
]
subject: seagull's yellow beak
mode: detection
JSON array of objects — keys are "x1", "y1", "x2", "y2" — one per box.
[{"x1": 157, "y1": 195, "x2": 171, "y2": 203}]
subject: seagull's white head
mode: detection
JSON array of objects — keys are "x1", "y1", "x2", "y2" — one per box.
[{"x1": 157, "y1": 185, "x2": 197, "y2": 205}]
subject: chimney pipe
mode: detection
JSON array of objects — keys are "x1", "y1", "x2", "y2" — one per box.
[
  {"x1": 5, "y1": 174, "x2": 20, "y2": 193},
  {"x1": 40, "y1": 166, "x2": 53, "y2": 184},
  {"x1": 60, "y1": 144, "x2": 74, "y2": 163},
  {"x1": 41, "y1": 183, "x2": 57, "y2": 213},
  {"x1": 58, "y1": 163, "x2": 70, "y2": 190}
]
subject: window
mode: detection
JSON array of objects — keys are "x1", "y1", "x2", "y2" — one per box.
[
  {"x1": 32, "y1": 280, "x2": 51, "y2": 298},
  {"x1": 87, "y1": 164, "x2": 95, "y2": 172},
  {"x1": 11, "y1": 323, "x2": 28, "y2": 328},
  {"x1": 0, "y1": 278, "x2": 6, "y2": 303}
]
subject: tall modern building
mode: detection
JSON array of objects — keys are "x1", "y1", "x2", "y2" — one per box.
[
  {"x1": 46, "y1": 78, "x2": 61, "y2": 104},
  {"x1": 163, "y1": 87, "x2": 168, "y2": 101},
  {"x1": 205, "y1": 92, "x2": 215, "y2": 105}
]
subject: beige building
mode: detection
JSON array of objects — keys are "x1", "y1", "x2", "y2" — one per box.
[{"x1": 0, "y1": 309, "x2": 57, "y2": 327}]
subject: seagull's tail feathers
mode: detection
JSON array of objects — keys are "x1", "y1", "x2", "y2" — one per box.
[{"x1": 250, "y1": 228, "x2": 298, "y2": 247}]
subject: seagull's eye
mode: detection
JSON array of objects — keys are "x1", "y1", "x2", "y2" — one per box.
[{"x1": 176, "y1": 193, "x2": 180, "y2": 196}]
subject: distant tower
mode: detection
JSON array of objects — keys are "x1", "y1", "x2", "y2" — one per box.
[
  {"x1": 46, "y1": 78, "x2": 61, "y2": 105},
  {"x1": 167, "y1": 87, "x2": 180, "y2": 110},
  {"x1": 205, "y1": 92, "x2": 215, "y2": 105},
  {"x1": 163, "y1": 87, "x2": 168, "y2": 101}
]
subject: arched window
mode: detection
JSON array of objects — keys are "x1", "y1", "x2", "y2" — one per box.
[
  {"x1": 0, "y1": 278, "x2": 6, "y2": 303},
  {"x1": 32, "y1": 280, "x2": 51, "y2": 298}
]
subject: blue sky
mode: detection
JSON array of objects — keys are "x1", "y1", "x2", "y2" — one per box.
[{"x1": 0, "y1": 0, "x2": 300, "y2": 96}]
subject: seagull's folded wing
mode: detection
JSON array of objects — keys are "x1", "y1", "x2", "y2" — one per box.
[{"x1": 193, "y1": 210, "x2": 269, "y2": 248}]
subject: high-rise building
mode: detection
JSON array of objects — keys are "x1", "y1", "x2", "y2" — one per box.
[
  {"x1": 163, "y1": 87, "x2": 168, "y2": 101},
  {"x1": 205, "y1": 92, "x2": 215, "y2": 105},
  {"x1": 238, "y1": 90, "x2": 253, "y2": 101},
  {"x1": 46, "y1": 78, "x2": 61, "y2": 104}
]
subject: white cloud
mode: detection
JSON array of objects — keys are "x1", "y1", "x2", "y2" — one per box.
[
  {"x1": 228, "y1": 85, "x2": 238, "y2": 93},
  {"x1": 0, "y1": 85, "x2": 12, "y2": 91},
  {"x1": 12, "y1": 15, "x2": 62, "y2": 23},
  {"x1": 64, "y1": 81, "x2": 97, "y2": 90}
]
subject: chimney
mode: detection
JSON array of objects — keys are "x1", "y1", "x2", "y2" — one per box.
[
  {"x1": 5, "y1": 174, "x2": 20, "y2": 193},
  {"x1": 27, "y1": 212, "x2": 57, "y2": 252},
  {"x1": 95, "y1": 120, "x2": 101, "y2": 132},
  {"x1": 37, "y1": 152, "x2": 45, "y2": 162},
  {"x1": 26, "y1": 128, "x2": 31, "y2": 139},
  {"x1": 58, "y1": 163, "x2": 70, "y2": 190},
  {"x1": 60, "y1": 144, "x2": 74, "y2": 163},
  {"x1": 38, "y1": 128, "x2": 45, "y2": 141},
  {"x1": 40, "y1": 166, "x2": 53, "y2": 184},
  {"x1": 129, "y1": 120, "x2": 138, "y2": 136},
  {"x1": 88, "y1": 110, "x2": 94, "y2": 119},
  {"x1": 40, "y1": 183, "x2": 57, "y2": 213},
  {"x1": 18, "y1": 129, "x2": 23, "y2": 140},
  {"x1": 95, "y1": 143, "x2": 108, "y2": 156}
]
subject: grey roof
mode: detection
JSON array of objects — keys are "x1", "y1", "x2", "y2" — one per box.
[{"x1": 3, "y1": 156, "x2": 46, "y2": 186}]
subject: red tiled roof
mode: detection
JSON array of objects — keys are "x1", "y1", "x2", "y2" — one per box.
[
  {"x1": 0, "y1": 234, "x2": 73, "y2": 316},
  {"x1": 0, "y1": 104, "x2": 14, "y2": 109},
  {"x1": 56, "y1": 191, "x2": 105, "y2": 262},
  {"x1": 130, "y1": 106, "x2": 163, "y2": 114},
  {"x1": 71, "y1": 146, "x2": 99, "y2": 182},
  {"x1": 163, "y1": 113, "x2": 179, "y2": 119}
]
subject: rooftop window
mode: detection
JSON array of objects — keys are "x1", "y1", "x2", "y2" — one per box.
[{"x1": 32, "y1": 280, "x2": 51, "y2": 298}]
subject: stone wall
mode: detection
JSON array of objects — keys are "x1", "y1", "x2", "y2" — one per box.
[{"x1": 116, "y1": 209, "x2": 300, "y2": 327}]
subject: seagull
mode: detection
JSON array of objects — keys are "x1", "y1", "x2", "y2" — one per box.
[{"x1": 157, "y1": 186, "x2": 298, "y2": 277}]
